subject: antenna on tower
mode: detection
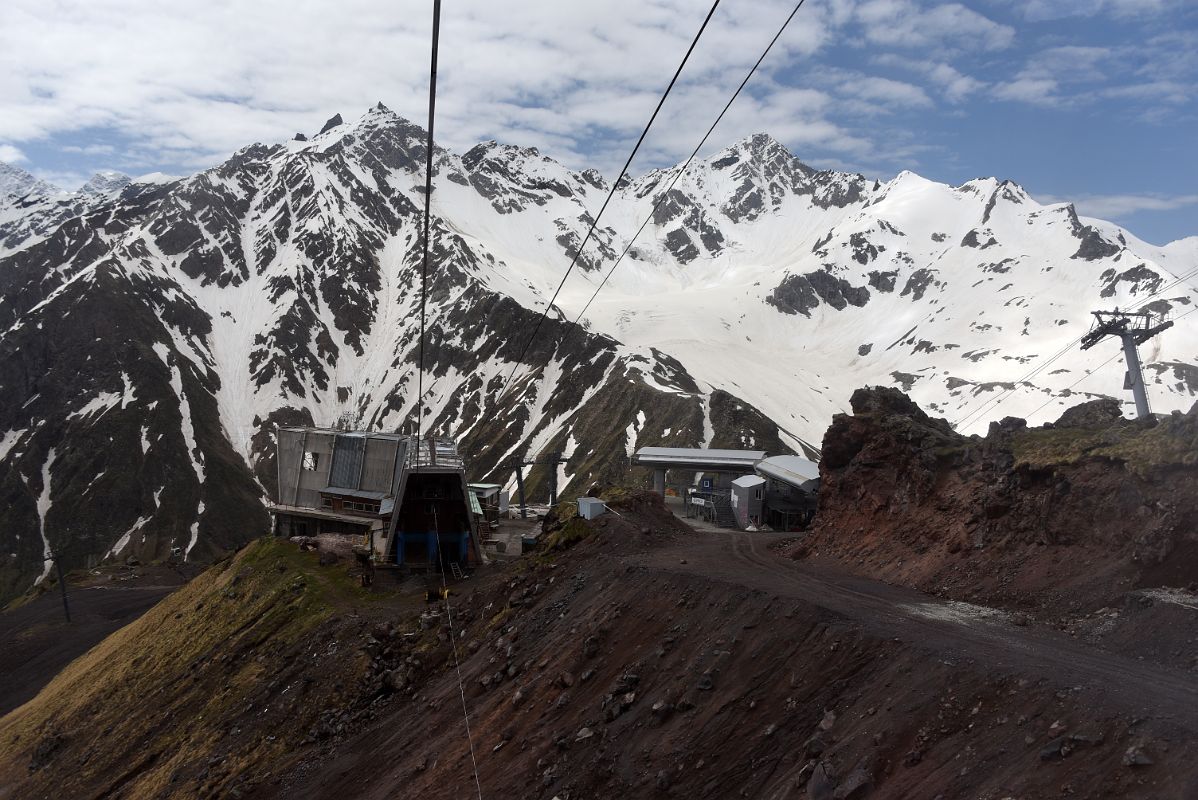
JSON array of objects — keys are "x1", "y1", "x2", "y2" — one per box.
[{"x1": 1079, "y1": 308, "x2": 1173, "y2": 419}]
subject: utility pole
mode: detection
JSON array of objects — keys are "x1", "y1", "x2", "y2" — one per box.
[
  {"x1": 1080, "y1": 309, "x2": 1173, "y2": 419},
  {"x1": 46, "y1": 553, "x2": 70, "y2": 623}
]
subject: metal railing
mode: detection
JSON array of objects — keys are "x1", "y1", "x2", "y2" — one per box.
[{"x1": 404, "y1": 435, "x2": 465, "y2": 470}]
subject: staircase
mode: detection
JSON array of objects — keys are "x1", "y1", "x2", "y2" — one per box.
[{"x1": 710, "y1": 492, "x2": 737, "y2": 528}]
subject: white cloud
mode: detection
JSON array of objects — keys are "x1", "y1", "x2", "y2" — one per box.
[
  {"x1": 846, "y1": 76, "x2": 934, "y2": 109},
  {"x1": 993, "y1": 38, "x2": 1196, "y2": 110},
  {"x1": 1073, "y1": 193, "x2": 1198, "y2": 219},
  {"x1": 993, "y1": 77, "x2": 1060, "y2": 105},
  {"x1": 30, "y1": 169, "x2": 90, "y2": 192},
  {"x1": 1010, "y1": 0, "x2": 1177, "y2": 21},
  {"x1": 854, "y1": 0, "x2": 1014, "y2": 52},
  {"x1": 62, "y1": 143, "x2": 116, "y2": 156},
  {"x1": 0, "y1": 0, "x2": 1190, "y2": 195},
  {"x1": 0, "y1": 0, "x2": 842, "y2": 176},
  {"x1": 872, "y1": 54, "x2": 986, "y2": 103},
  {"x1": 1039, "y1": 191, "x2": 1198, "y2": 219},
  {"x1": 1022, "y1": 46, "x2": 1112, "y2": 83},
  {"x1": 0, "y1": 144, "x2": 25, "y2": 163}
]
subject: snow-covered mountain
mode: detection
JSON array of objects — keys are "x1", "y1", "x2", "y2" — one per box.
[
  {"x1": 0, "y1": 104, "x2": 1194, "y2": 598},
  {"x1": 0, "y1": 162, "x2": 60, "y2": 201},
  {"x1": 79, "y1": 170, "x2": 132, "y2": 197}
]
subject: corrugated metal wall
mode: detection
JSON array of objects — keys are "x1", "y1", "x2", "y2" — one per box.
[
  {"x1": 277, "y1": 429, "x2": 403, "y2": 508},
  {"x1": 328, "y1": 435, "x2": 367, "y2": 489},
  {"x1": 362, "y1": 437, "x2": 400, "y2": 493}
]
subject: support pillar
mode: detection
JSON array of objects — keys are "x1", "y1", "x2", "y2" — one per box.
[
  {"x1": 548, "y1": 451, "x2": 560, "y2": 507},
  {"x1": 652, "y1": 468, "x2": 665, "y2": 495},
  {"x1": 1120, "y1": 334, "x2": 1150, "y2": 420},
  {"x1": 1080, "y1": 310, "x2": 1171, "y2": 422},
  {"x1": 514, "y1": 467, "x2": 527, "y2": 519}
]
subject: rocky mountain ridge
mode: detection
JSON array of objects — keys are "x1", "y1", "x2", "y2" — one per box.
[{"x1": 0, "y1": 104, "x2": 1195, "y2": 599}]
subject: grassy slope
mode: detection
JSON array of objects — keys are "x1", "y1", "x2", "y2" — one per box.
[
  {"x1": 0, "y1": 538, "x2": 372, "y2": 800},
  {"x1": 1012, "y1": 413, "x2": 1198, "y2": 474}
]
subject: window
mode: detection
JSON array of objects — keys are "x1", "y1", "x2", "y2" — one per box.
[
  {"x1": 320, "y1": 497, "x2": 333, "y2": 508},
  {"x1": 302, "y1": 451, "x2": 319, "y2": 471},
  {"x1": 754, "y1": 489, "x2": 762, "y2": 500}
]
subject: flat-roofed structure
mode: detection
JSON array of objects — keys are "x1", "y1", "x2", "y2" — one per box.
[
  {"x1": 633, "y1": 446, "x2": 768, "y2": 495},
  {"x1": 754, "y1": 455, "x2": 820, "y2": 491},
  {"x1": 730, "y1": 474, "x2": 766, "y2": 529},
  {"x1": 633, "y1": 447, "x2": 767, "y2": 472}
]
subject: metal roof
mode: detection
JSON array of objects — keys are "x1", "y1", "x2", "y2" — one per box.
[
  {"x1": 632, "y1": 447, "x2": 767, "y2": 470},
  {"x1": 731, "y1": 474, "x2": 766, "y2": 488},
  {"x1": 267, "y1": 503, "x2": 377, "y2": 526},
  {"x1": 319, "y1": 487, "x2": 387, "y2": 501},
  {"x1": 278, "y1": 427, "x2": 404, "y2": 441},
  {"x1": 755, "y1": 455, "x2": 820, "y2": 490}
]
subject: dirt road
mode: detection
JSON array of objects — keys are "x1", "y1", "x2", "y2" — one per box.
[{"x1": 640, "y1": 528, "x2": 1198, "y2": 731}]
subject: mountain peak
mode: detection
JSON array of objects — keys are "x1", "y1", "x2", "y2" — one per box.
[
  {"x1": 733, "y1": 132, "x2": 794, "y2": 163},
  {"x1": 0, "y1": 161, "x2": 60, "y2": 200},
  {"x1": 318, "y1": 113, "x2": 344, "y2": 135},
  {"x1": 79, "y1": 170, "x2": 132, "y2": 197}
]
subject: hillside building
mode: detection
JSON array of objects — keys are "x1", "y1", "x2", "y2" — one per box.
[
  {"x1": 634, "y1": 446, "x2": 820, "y2": 531},
  {"x1": 730, "y1": 474, "x2": 766, "y2": 529},
  {"x1": 269, "y1": 428, "x2": 482, "y2": 571},
  {"x1": 467, "y1": 483, "x2": 508, "y2": 529},
  {"x1": 755, "y1": 455, "x2": 820, "y2": 530}
]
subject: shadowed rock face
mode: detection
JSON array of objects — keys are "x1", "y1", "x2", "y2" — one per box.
[
  {"x1": 796, "y1": 387, "x2": 1198, "y2": 613},
  {"x1": 767, "y1": 271, "x2": 871, "y2": 316},
  {"x1": 1073, "y1": 226, "x2": 1122, "y2": 261}
]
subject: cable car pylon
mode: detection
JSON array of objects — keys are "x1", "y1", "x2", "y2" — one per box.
[{"x1": 1079, "y1": 309, "x2": 1173, "y2": 419}]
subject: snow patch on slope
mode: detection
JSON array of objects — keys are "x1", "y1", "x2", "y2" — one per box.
[
  {"x1": 151, "y1": 342, "x2": 207, "y2": 559},
  {"x1": 34, "y1": 449, "x2": 57, "y2": 585}
]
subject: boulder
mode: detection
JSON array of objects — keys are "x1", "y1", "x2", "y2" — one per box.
[
  {"x1": 806, "y1": 761, "x2": 836, "y2": 800},
  {"x1": 1054, "y1": 398, "x2": 1124, "y2": 429},
  {"x1": 1123, "y1": 745, "x2": 1154, "y2": 767}
]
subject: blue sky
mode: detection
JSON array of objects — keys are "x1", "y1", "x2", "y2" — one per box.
[{"x1": 0, "y1": 0, "x2": 1194, "y2": 243}]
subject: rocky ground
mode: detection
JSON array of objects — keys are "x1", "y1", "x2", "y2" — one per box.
[
  {"x1": 789, "y1": 388, "x2": 1198, "y2": 671},
  {"x1": 4, "y1": 486, "x2": 1196, "y2": 799},
  {"x1": 268, "y1": 499, "x2": 1198, "y2": 800}
]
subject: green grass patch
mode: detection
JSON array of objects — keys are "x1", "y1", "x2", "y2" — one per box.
[
  {"x1": 1012, "y1": 421, "x2": 1198, "y2": 474},
  {"x1": 0, "y1": 536, "x2": 374, "y2": 799},
  {"x1": 541, "y1": 517, "x2": 594, "y2": 554}
]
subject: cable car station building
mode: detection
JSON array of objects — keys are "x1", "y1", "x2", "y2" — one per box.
[
  {"x1": 633, "y1": 446, "x2": 820, "y2": 531},
  {"x1": 270, "y1": 428, "x2": 482, "y2": 571}
]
